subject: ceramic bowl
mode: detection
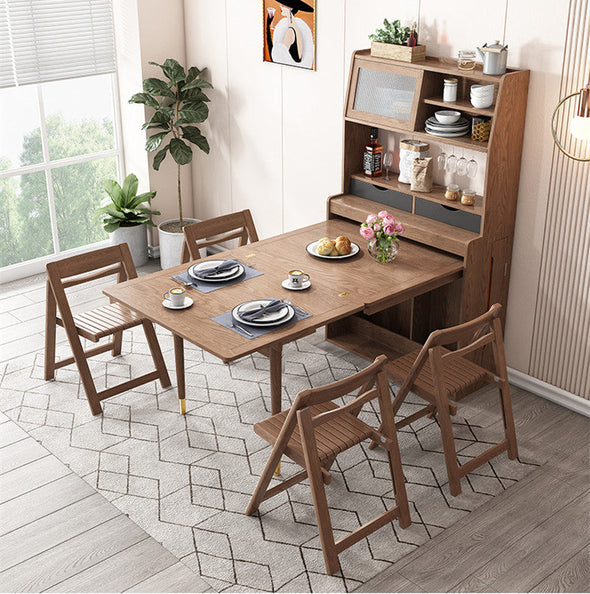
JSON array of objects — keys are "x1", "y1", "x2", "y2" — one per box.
[
  {"x1": 470, "y1": 96, "x2": 493, "y2": 109},
  {"x1": 470, "y1": 84, "x2": 494, "y2": 97},
  {"x1": 434, "y1": 110, "x2": 461, "y2": 124}
]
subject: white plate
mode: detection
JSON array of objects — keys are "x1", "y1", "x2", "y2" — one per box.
[
  {"x1": 306, "y1": 240, "x2": 360, "y2": 260},
  {"x1": 426, "y1": 116, "x2": 469, "y2": 127},
  {"x1": 282, "y1": 279, "x2": 311, "y2": 291},
  {"x1": 424, "y1": 129, "x2": 471, "y2": 138},
  {"x1": 188, "y1": 260, "x2": 244, "y2": 283},
  {"x1": 232, "y1": 299, "x2": 295, "y2": 327},
  {"x1": 162, "y1": 296, "x2": 194, "y2": 310}
]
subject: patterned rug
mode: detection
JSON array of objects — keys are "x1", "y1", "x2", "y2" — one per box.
[{"x1": 0, "y1": 327, "x2": 542, "y2": 592}]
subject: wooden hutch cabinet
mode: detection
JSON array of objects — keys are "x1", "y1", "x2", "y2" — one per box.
[{"x1": 326, "y1": 50, "x2": 530, "y2": 359}]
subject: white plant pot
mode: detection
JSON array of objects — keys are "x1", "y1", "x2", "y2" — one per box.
[
  {"x1": 109, "y1": 224, "x2": 148, "y2": 268},
  {"x1": 158, "y1": 218, "x2": 199, "y2": 270}
]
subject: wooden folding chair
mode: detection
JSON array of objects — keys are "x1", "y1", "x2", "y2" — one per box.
[
  {"x1": 44, "y1": 243, "x2": 171, "y2": 416},
  {"x1": 246, "y1": 355, "x2": 411, "y2": 575},
  {"x1": 181, "y1": 209, "x2": 259, "y2": 263},
  {"x1": 372, "y1": 303, "x2": 518, "y2": 496}
]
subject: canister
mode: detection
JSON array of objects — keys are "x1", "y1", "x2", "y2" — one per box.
[
  {"x1": 443, "y1": 77, "x2": 458, "y2": 102},
  {"x1": 399, "y1": 139, "x2": 429, "y2": 184}
]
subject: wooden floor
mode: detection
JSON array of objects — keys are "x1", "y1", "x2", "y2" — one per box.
[{"x1": 1, "y1": 265, "x2": 589, "y2": 593}]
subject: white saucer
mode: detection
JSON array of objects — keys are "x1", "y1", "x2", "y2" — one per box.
[
  {"x1": 162, "y1": 296, "x2": 194, "y2": 310},
  {"x1": 282, "y1": 279, "x2": 311, "y2": 291}
]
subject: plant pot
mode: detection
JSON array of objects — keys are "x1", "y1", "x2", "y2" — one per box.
[
  {"x1": 370, "y1": 41, "x2": 426, "y2": 63},
  {"x1": 158, "y1": 218, "x2": 199, "y2": 270},
  {"x1": 109, "y1": 224, "x2": 148, "y2": 268}
]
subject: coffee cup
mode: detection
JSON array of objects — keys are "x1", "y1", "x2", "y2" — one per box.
[
  {"x1": 288, "y1": 270, "x2": 310, "y2": 288},
  {"x1": 163, "y1": 287, "x2": 186, "y2": 307}
]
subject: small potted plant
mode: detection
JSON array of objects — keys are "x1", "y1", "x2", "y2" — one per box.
[
  {"x1": 369, "y1": 19, "x2": 425, "y2": 63},
  {"x1": 130, "y1": 58, "x2": 213, "y2": 269},
  {"x1": 360, "y1": 210, "x2": 405, "y2": 263},
  {"x1": 96, "y1": 173, "x2": 160, "y2": 267}
]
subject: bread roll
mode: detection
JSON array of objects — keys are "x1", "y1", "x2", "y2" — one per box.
[
  {"x1": 328, "y1": 247, "x2": 340, "y2": 257},
  {"x1": 334, "y1": 235, "x2": 352, "y2": 255},
  {"x1": 316, "y1": 237, "x2": 334, "y2": 256}
]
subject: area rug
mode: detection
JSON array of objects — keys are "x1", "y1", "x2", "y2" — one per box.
[{"x1": 0, "y1": 327, "x2": 542, "y2": 592}]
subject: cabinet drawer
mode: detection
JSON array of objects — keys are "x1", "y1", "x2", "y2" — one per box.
[
  {"x1": 350, "y1": 178, "x2": 413, "y2": 212},
  {"x1": 415, "y1": 197, "x2": 481, "y2": 233}
]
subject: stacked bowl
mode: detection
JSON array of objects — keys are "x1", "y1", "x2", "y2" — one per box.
[
  {"x1": 471, "y1": 84, "x2": 494, "y2": 109},
  {"x1": 425, "y1": 110, "x2": 470, "y2": 138}
]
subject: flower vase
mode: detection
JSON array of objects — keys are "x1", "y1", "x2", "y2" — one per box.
[{"x1": 369, "y1": 240, "x2": 399, "y2": 263}]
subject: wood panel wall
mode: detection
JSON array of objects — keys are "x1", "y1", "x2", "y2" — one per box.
[{"x1": 529, "y1": 0, "x2": 590, "y2": 398}]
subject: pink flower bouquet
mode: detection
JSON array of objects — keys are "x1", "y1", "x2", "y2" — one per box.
[{"x1": 360, "y1": 210, "x2": 405, "y2": 262}]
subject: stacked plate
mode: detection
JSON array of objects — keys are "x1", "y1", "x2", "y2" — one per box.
[
  {"x1": 231, "y1": 299, "x2": 295, "y2": 327},
  {"x1": 188, "y1": 259, "x2": 244, "y2": 283},
  {"x1": 425, "y1": 115, "x2": 470, "y2": 138}
]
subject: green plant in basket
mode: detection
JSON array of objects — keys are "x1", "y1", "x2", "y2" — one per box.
[
  {"x1": 369, "y1": 19, "x2": 411, "y2": 46},
  {"x1": 96, "y1": 173, "x2": 160, "y2": 233}
]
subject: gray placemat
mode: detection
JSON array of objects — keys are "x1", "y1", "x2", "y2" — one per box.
[
  {"x1": 172, "y1": 263, "x2": 263, "y2": 294},
  {"x1": 212, "y1": 301, "x2": 312, "y2": 339}
]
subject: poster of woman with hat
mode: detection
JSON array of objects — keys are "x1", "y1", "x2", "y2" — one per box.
[{"x1": 264, "y1": 0, "x2": 316, "y2": 70}]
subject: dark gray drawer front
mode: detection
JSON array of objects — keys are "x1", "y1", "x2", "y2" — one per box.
[
  {"x1": 415, "y1": 197, "x2": 481, "y2": 233},
  {"x1": 350, "y1": 178, "x2": 412, "y2": 212}
]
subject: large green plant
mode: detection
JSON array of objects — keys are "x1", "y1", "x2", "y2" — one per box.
[
  {"x1": 129, "y1": 58, "x2": 213, "y2": 228},
  {"x1": 96, "y1": 173, "x2": 160, "y2": 233}
]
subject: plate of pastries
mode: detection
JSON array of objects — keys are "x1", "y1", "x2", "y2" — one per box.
[{"x1": 306, "y1": 235, "x2": 360, "y2": 260}]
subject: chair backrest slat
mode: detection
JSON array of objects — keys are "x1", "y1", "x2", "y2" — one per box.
[
  {"x1": 61, "y1": 263, "x2": 124, "y2": 288},
  {"x1": 182, "y1": 210, "x2": 259, "y2": 262},
  {"x1": 441, "y1": 332, "x2": 494, "y2": 362}
]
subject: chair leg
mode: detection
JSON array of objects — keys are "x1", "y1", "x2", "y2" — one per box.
[
  {"x1": 498, "y1": 383, "x2": 519, "y2": 459},
  {"x1": 142, "y1": 321, "x2": 171, "y2": 389},
  {"x1": 298, "y1": 410, "x2": 340, "y2": 575},
  {"x1": 112, "y1": 331, "x2": 123, "y2": 356},
  {"x1": 246, "y1": 443, "x2": 286, "y2": 515},
  {"x1": 44, "y1": 282, "x2": 57, "y2": 381},
  {"x1": 66, "y1": 332, "x2": 103, "y2": 415}
]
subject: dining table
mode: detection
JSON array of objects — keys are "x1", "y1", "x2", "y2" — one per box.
[{"x1": 104, "y1": 218, "x2": 464, "y2": 417}]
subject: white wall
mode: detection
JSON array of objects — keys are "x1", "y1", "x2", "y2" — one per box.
[{"x1": 180, "y1": 0, "x2": 568, "y2": 374}]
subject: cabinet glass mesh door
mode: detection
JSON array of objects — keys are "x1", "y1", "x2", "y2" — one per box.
[{"x1": 346, "y1": 58, "x2": 422, "y2": 130}]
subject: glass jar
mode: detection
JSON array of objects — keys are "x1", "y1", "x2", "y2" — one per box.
[
  {"x1": 458, "y1": 50, "x2": 476, "y2": 71},
  {"x1": 443, "y1": 77, "x2": 458, "y2": 103},
  {"x1": 445, "y1": 184, "x2": 460, "y2": 201},
  {"x1": 461, "y1": 189, "x2": 476, "y2": 205}
]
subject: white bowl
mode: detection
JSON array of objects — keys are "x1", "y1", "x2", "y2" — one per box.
[
  {"x1": 471, "y1": 84, "x2": 494, "y2": 97},
  {"x1": 471, "y1": 96, "x2": 493, "y2": 109},
  {"x1": 435, "y1": 110, "x2": 461, "y2": 124}
]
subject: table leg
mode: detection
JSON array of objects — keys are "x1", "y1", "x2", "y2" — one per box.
[
  {"x1": 269, "y1": 344, "x2": 283, "y2": 476},
  {"x1": 174, "y1": 334, "x2": 186, "y2": 415}
]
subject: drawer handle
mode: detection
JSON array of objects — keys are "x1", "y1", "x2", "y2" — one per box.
[
  {"x1": 372, "y1": 184, "x2": 389, "y2": 191},
  {"x1": 441, "y1": 205, "x2": 459, "y2": 212}
]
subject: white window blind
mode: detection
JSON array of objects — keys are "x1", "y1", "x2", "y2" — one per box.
[{"x1": 0, "y1": 0, "x2": 115, "y2": 89}]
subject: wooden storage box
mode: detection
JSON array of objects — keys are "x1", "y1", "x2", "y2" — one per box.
[{"x1": 370, "y1": 41, "x2": 426, "y2": 63}]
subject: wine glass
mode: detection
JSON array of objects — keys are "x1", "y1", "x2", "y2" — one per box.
[
  {"x1": 467, "y1": 159, "x2": 478, "y2": 178},
  {"x1": 446, "y1": 152, "x2": 457, "y2": 174},
  {"x1": 437, "y1": 148, "x2": 447, "y2": 170},
  {"x1": 457, "y1": 155, "x2": 468, "y2": 176},
  {"x1": 383, "y1": 151, "x2": 393, "y2": 181}
]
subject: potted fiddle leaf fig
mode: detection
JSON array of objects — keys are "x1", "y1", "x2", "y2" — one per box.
[
  {"x1": 129, "y1": 58, "x2": 212, "y2": 269},
  {"x1": 96, "y1": 173, "x2": 160, "y2": 267}
]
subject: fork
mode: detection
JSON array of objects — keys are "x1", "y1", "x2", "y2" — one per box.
[
  {"x1": 171, "y1": 275, "x2": 195, "y2": 288},
  {"x1": 230, "y1": 322, "x2": 254, "y2": 337},
  {"x1": 281, "y1": 299, "x2": 307, "y2": 316}
]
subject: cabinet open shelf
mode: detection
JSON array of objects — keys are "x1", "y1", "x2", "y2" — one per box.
[
  {"x1": 423, "y1": 96, "x2": 495, "y2": 117},
  {"x1": 350, "y1": 172, "x2": 484, "y2": 216}
]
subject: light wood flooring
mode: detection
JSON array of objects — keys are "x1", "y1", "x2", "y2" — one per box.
[{"x1": 1, "y1": 265, "x2": 589, "y2": 593}]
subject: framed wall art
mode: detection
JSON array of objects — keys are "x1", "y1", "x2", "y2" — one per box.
[{"x1": 263, "y1": 0, "x2": 316, "y2": 70}]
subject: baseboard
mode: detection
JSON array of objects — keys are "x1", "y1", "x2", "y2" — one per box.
[{"x1": 508, "y1": 367, "x2": 590, "y2": 417}]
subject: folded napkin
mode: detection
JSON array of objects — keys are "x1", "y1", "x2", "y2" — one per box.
[
  {"x1": 238, "y1": 298, "x2": 286, "y2": 322},
  {"x1": 191, "y1": 259, "x2": 239, "y2": 279}
]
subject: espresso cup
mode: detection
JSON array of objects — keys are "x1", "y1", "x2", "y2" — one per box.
[
  {"x1": 163, "y1": 287, "x2": 186, "y2": 307},
  {"x1": 288, "y1": 269, "x2": 310, "y2": 288}
]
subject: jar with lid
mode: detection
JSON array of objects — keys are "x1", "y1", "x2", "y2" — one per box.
[
  {"x1": 443, "y1": 77, "x2": 458, "y2": 103},
  {"x1": 457, "y1": 50, "x2": 476, "y2": 71},
  {"x1": 445, "y1": 184, "x2": 460, "y2": 201},
  {"x1": 461, "y1": 189, "x2": 476, "y2": 205}
]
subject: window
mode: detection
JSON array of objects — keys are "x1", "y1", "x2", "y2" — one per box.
[{"x1": 0, "y1": 0, "x2": 122, "y2": 278}]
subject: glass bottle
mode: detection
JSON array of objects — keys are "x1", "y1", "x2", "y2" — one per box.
[{"x1": 363, "y1": 127, "x2": 383, "y2": 177}]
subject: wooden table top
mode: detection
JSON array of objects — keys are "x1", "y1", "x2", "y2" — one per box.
[{"x1": 104, "y1": 219, "x2": 463, "y2": 362}]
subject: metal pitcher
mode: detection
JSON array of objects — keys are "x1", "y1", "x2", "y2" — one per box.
[{"x1": 477, "y1": 40, "x2": 508, "y2": 75}]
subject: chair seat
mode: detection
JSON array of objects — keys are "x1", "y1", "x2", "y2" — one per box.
[
  {"x1": 58, "y1": 303, "x2": 143, "y2": 342},
  {"x1": 254, "y1": 401, "x2": 373, "y2": 464},
  {"x1": 387, "y1": 348, "x2": 488, "y2": 402}
]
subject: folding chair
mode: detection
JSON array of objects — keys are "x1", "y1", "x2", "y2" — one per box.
[
  {"x1": 246, "y1": 355, "x2": 411, "y2": 575},
  {"x1": 44, "y1": 243, "x2": 171, "y2": 415},
  {"x1": 181, "y1": 209, "x2": 259, "y2": 263},
  {"x1": 373, "y1": 303, "x2": 518, "y2": 496}
]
